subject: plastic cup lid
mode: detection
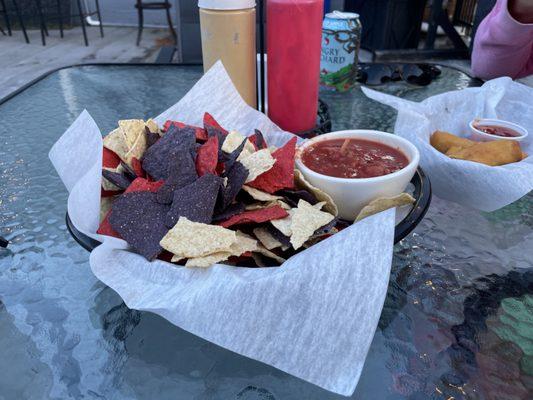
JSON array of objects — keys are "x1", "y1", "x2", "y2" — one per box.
[
  {"x1": 199, "y1": 0, "x2": 256, "y2": 10},
  {"x1": 325, "y1": 10, "x2": 359, "y2": 19}
]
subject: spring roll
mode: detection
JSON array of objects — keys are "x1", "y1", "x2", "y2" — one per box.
[
  {"x1": 430, "y1": 130, "x2": 475, "y2": 154},
  {"x1": 446, "y1": 140, "x2": 523, "y2": 166}
]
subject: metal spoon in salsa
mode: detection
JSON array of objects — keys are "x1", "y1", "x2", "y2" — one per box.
[{"x1": 301, "y1": 138, "x2": 409, "y2": 179}]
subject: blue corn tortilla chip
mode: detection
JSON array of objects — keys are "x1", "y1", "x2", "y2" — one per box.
[
  {"x1": 120, "y1": 161, "x2": 137, "y2": 182},
  {"x1": 266, "y1": 224, "x2": 292, "y2": 248},
  {"x1": 252, "y1": 129, "x2": 267, "y2": 149},
  {"x1": 313, "y1": 217, "x2": 337, "y2": 236},
  {"x1": 217, "y1": 161, "x2": 248, "y2": 212},
  {"x1": 142, "y1": 125, "x2": 196, "y2": 180},
  {"x1": 278, "y1": 189, "x2": 318, "y2": 208},
  {"x1": 212, "y1": 202, "x2": 245, "y2": 223},
  {"x1": 156, "y1": 150, "x2": 198, "y2": 204},
  {"x1": 102, "y1": 169, "x2": 133, "y2": 190},
  {"x1": 109, "y1": 191, "x2": 170, "y2": 260},
  {"x1": 165, "y1": 174, "x2": 222, "y2": 227},
  {"x1": 221, "y1": 139, "x2": 246, "y2": 174},
  {"x1": 145, "y1": 126, "x2": 160, "y2": 148}
]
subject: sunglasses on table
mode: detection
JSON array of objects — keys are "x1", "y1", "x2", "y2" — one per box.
[{"x1": 357, "y1": 63, "x2": 442, "y2": 86}]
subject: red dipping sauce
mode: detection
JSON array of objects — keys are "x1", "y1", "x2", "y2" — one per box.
[
  {"x1": 475, "y1": 124, "x2": 520, "y2": 138},
  {"x1": 301, "y1": 138, "x2": 409, "y2": 179}
]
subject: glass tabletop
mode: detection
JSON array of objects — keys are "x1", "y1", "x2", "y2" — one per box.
[{"x1": 0, "y1": 65, "x2": 531, "y2": 400}]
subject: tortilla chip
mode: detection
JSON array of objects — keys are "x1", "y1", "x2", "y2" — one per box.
[
  {"x1": 242, "y1": 185, "x2": 283, "y2": 202},
  {"x1": 109, "y1": 192, "x2": 170, "y2": 260},
  {"x1": 145, "y1": 119, "x2": 160, "y2": 135},
  {"x1": 239, "y1": 149, "x2": 276, "y2": 183},
  {"x1": 100, "y1": 196, "x2": 115, "y2": 222},
  {"x1": 222, "y1": 131, "x2": 253, "y2": 154},
  {"x1": 196, "y1": 135, "x2": 219, "y2": 176},
  {"x1": 142, "y1": 125, "x2": 196, "y2": 181},
  {"x1": 204, "y1": 112, "x2": 228, "y2": 135},
  {"x1": 217, "y1": 161, "x2": 248, "y2": 211},
  {"x1": 165, "y1": 174, "x2": 222, "y2": 227},
  {"x1": 270, "y1": 208, "x2": 296, "y2": 237},
  {"x1": 160, "y1": 217, "x2": 236, "y2": 259},
  {"x1": 245, "y1": 200, "x2": 291, "y2": 211},
  {"x1": 102, "y1": 167, "x2": 132, "y2": 190},
  {"x1": 163, "y1": 120, "x2": 208, "y2": 141},
  {"x1": 290, "y1": 200, "x2": 335, "y2": 250},
  {"x1": 103, "y1": 148, "x2": 121, "y2": 169},
  {"x1": 278, "y1": 188, "x2": 317, "y2": 208},
  {"x1": 294, "y1": 169, "x2": 338, "y2": 216},
  {"x1": 255, "y1": 245, "x2": 286, "y2": 264},
  {"x1": 355, "y1": 193, "x2": 415, "y2": 222},
  {"x1": 248, "y1": 137, "x2": 297, "y2": 193},
  {"x1": 97, "y1": 211, "x2": 121, "y2": 238},
  {"x1": 253, "y1": 227, "x2": 283, "y2": 250},
  {"x1": 124, "y1": 177, "x2": 164, "y2": 194},
  {"x1": 182, "y1": 231, "x2": 258, "y2": 267},
  {"x1": 131, "y1": 157, "x2": 145, "y2": 178},
  {"x1": 218, "y1": 205, "x2": 288, "y2": 228},
  {"x1": 182, "y1": 251, "x2": 232, "y2": 267},
  {"x1": 212, "y1": 202, "x2": 246, "y2": 222},
  {"x1": 249, "y1": 129, "x2": 268, "y2": 150}
]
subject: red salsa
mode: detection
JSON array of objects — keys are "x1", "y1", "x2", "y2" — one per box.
[
  {"x1": 301, "y1": 138, "x2": 409, "y2": 179},
  {"x1": 475, "y1": 124, "x2": 520, "y2": 138}
]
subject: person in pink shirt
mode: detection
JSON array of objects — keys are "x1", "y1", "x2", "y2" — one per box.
[{"x1": 472, "y1": 0, "x2": 533, "y2": 80}]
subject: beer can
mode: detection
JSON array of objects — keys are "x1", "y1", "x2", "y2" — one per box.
[{"x1": 320, "y1": 11, "x2": 361, "y2": 92}]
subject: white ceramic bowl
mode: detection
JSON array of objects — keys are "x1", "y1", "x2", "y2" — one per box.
[
  {"x1": 295, "y1": 130, "x2": 420, "y2": 220},
  {"x1": 469, "y1": 118, "x2": 528, "y2": 142}
]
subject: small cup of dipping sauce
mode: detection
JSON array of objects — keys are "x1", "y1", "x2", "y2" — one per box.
[
  {"x1": 295, "y1": 130, "x2": 419, "y2": 220},
  {"x1": 469, "y1": 118, "x2": 528, "y2": 142}
]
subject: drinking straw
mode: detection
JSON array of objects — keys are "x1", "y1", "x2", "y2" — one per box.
[{"x1": 258, "y1": 0, "x2": 265, "y2": 113}]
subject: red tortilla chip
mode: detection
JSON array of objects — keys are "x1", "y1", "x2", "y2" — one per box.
[
  {"x1": 101, "y1": 187, "x2": 121, "y2": 198},
  {"x1": 131, "y1": 157, "x2": 145, "y2": 178},
  {"x1": 97, "y1": 211, "x2": 121, "y2": 238},
  {"x1": 218, "y1": 205, "x2": 288, "y2": 228},
  {"x1": 248, "y1": 137, "x2": 297, "y2": 193},
  {"x1": 124, "y1": 177, "x2": 164, "y2": 193},
  {"x1": 103, "y1": 148, "x2": 121, "y2": 168},
  {"x1": 203, "y1": 112, "x2": 228, "y2": 135},
  {"x1": 196, "y1": 135, "x2": 219, "y2": 176},
  {"x1": 163, "y1": 120, "x2": 208, "y2": 141}
]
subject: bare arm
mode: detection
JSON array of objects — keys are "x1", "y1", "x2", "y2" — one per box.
[{"x1": 471, "y1": 0, "x2": 533, "y2": 79}]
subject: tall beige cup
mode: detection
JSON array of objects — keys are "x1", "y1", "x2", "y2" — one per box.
[{"x1": 199, "y1": 0, "x2": 257, "y2": 108}]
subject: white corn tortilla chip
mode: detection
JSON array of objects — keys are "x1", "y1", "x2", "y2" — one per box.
[
  {"x1": 221, "y1": 131, "x2": 256, "y2": 155},
  {"x1": 355, "y1": 193, "x2": 415, "y2": 222},
  {"x1": 242, "y1": 185, "x2": 283, "y2": 202},
  {"x1": 182, "y1": 231, "x2": 258, "y2": 268},
  {"x1": 160, "y1": 217, "x2": 236, "y2": 259},
  {"x1": 183, "y1": 252, "x2": 232, "y2": 267},
  {"x1": 145, "y1": 118, "x2": 160, "y2": 135},
  {"x1": 253, "y1": 227, "x2": 283, "y2": 250},
  {"x1": 245, "y1": 200, "x2": 291, "y2": 211},
  {"x1": 270, "y1": 208, "x2": 297, "y2": 237},
  {"x1": 294, "y1": 169, "x2": 338, "y2": 216},
  {"x1": 239, "y1": 149, "x2": 275, "y2": 182},
  {"x1": 103, "y1": 119, "x2": 148, "y2": 167},
  {"x1": 290, "y1": 200, "x2": 335, "y2": 250}
]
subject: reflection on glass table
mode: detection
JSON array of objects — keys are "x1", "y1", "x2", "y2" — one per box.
[{"x1": 0, "y1": 65, "x2": 531, "y2": 400}]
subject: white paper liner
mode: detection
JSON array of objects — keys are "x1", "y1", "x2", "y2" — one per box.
[
  {"x1": 49, "y1": 61, "x2": 396, "y2": 396},
  {"x1": 362, "y1": 77, "x2": 533, "y2": 212}
]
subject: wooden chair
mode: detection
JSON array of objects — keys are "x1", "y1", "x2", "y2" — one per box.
[{"x1": 135, "y1": 0, "x2": 177, "y2": 46}]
